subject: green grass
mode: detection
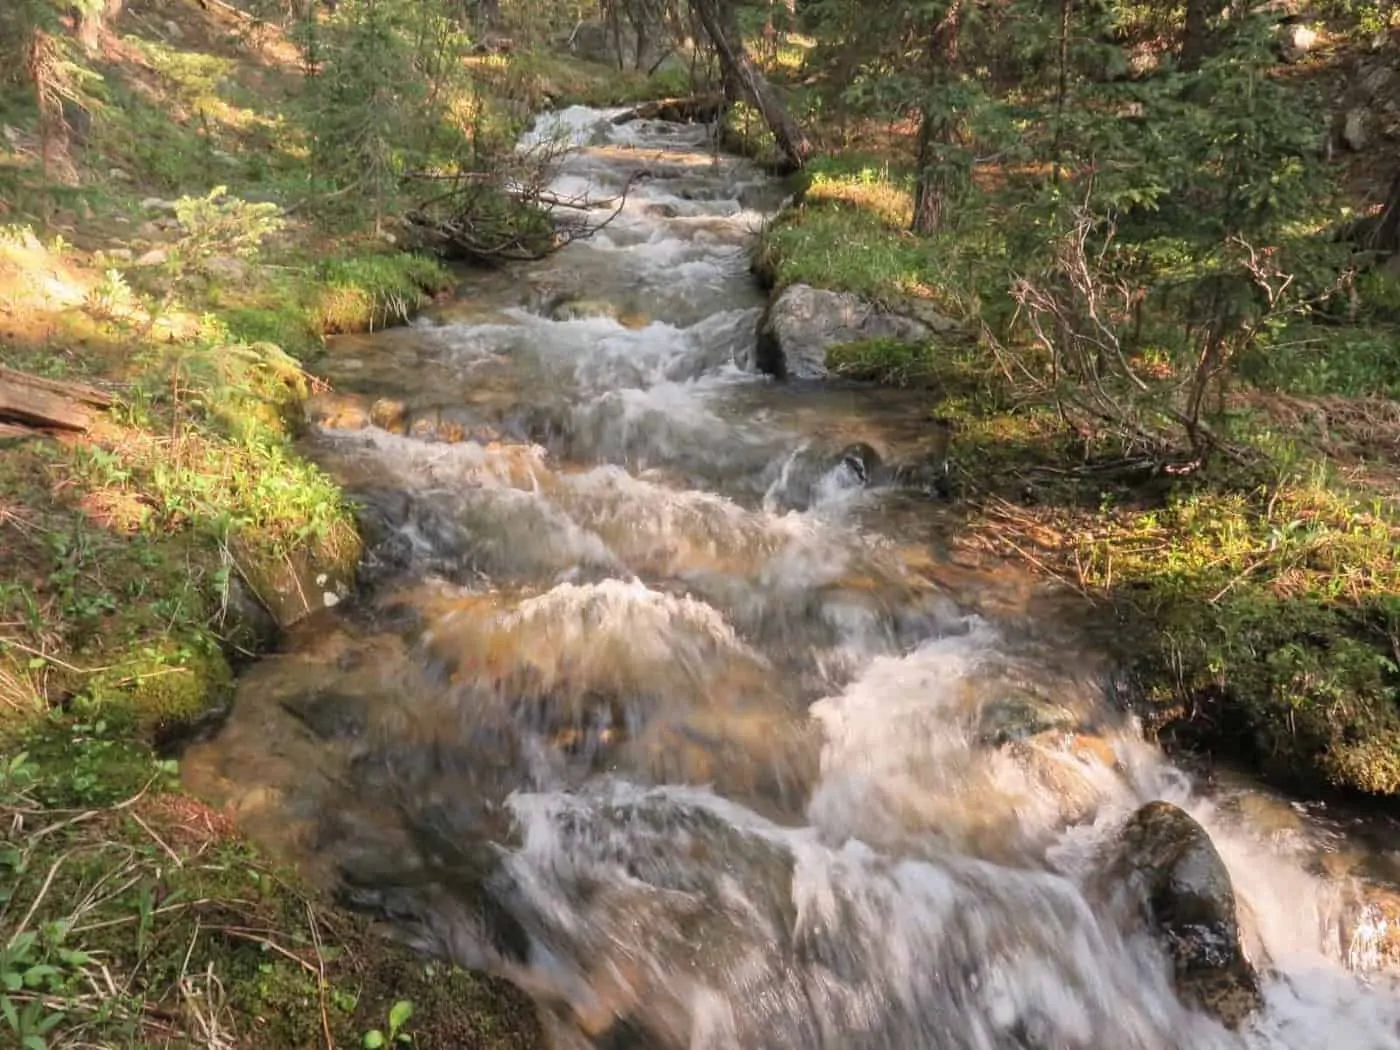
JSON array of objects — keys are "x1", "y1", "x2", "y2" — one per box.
[
  {"x1": 311, "y1": 252, "x2": 456, "y2": 333},
  {"x1": 0, "y1": 740, "x2": 541, "y2": 1049},
  {"x1": 756, "y1": 157, "x2": 986, "y2": 320}
]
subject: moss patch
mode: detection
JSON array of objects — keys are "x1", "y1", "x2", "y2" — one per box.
[{"x1": 311, "y1": 251, "x2": 456, "y2": 334}]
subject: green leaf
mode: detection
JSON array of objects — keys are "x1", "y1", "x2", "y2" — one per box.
[
  {"x1": 2, "y1": 995, "x2": 19, "y2": 1031},
  {"x1": 22, "y1": 965, "x2": 59, "y2": 988},
  {"x1": 35, "y1": 1010, "x2": 64, "y2": 1034},
  {"x1": 388, "y1": 1000, "x2": 414, "y2": 1032},
  {"x1": 9, "y1": 932, "x2": 37, "y2": 956},
  {"x1": 22, "y1": 1035, "x2": 47, "y2": 1050},
  {"x1": 363, "y1": 1030, "x2": 386, "y2": 1049}
]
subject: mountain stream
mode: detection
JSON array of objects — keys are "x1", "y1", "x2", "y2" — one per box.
[{"x1": 183, "y1": 106, "x2": 1400, "y2": 1049}]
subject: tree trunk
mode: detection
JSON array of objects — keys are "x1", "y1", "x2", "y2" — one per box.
[
  {"x1": 690, "y1": 0, "x2": 812, "y2": 170},
  {"x1": 1180, "y1": 0, "x2": 1226, "y2": 71},
  {"x1": 912, "y1": 110, "x2": 960, "y2": 235},
  {"x1": 1366, "y1": 168, "x2": 1400, "y2": 253},
  {"x1": 911, "y1": 0, "x2": 964, "y2": 235}
]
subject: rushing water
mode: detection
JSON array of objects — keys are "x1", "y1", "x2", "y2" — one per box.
[{"x1": 184, "y1": 106, "x2": 1400, "y2": 1048}]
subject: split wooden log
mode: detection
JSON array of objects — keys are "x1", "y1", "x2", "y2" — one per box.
[
  {"x1": 611, "y1": 94, "x2": 727, "y2": 126},
  {"x1": 0, "y1": 366, "x2": 114, "y2": 434}
]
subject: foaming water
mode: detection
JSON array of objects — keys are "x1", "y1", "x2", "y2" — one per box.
[{"x1": 184, "y1": 104, "x2": 1400, "y2": 1049}]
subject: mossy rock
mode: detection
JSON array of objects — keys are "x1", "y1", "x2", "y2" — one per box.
[
  {"x1": 237, "y1": 535, "x2": 362, "y2": 630},
  {"x1": 88, "y1": 641, "x2": 233, "y2": 730}
]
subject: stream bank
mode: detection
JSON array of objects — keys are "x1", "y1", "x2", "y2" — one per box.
[
  {"x1": 0, "y1": 218, "x2": 555, "y2": 1046},
  {"x1": 0, "y1": 2, "x2": 683, "y2": 1044},
  {"x1": 753, "y1": 156, "x2": 1400, "y2": 807}
]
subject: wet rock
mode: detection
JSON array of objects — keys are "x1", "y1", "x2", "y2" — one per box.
[
  {"x1": 305, "y1": 390, "x2": 372, "y2": 431},
  {"x1": 837, "y1": 441, "x2": 884, "y2": 485},
  {"x1": 222, "y1": 575, "x2": 279, "y2": 655},
  {"x1": 752, "y1": 284, "x2": 939, "y2": 380},
  {"x1": 764, "y1": 440, "x2": 886, "y2": 511},
  {"x1": 400, "y1": 406, "x2": 507, "y2": 444},
  {"x1": 280, "y1": 689, "x2": 372, "y2": 741},
  {"x1": 890, "y1": 455, "x2": 953, "y2": 498},
  {"x1": 1339, "y1": 882, "x2": 1400, "y2": 973},
  {"x1": 523, "y1": 276, "x2": 578, "y2": 316},
  {"x1": 355, "y1": 488, "x2": 481, "y2": 586},
  {"x1": 977, "y1": 690, "x2": 1081, "y2": 745},
  {"x1": 370, "y1": 398, "x2": 408, "y2": 431},
  {"x1": 240, "y1": 551, "x2": 354, "y2": 630},
  {"x1": 549, "y1": 297, "x2": 625, "y2": 323},
  {"x1": 737, "y1": 182, "x2": 792, "y2": 214},
  {"x1": 1098, "y1": 801, "x2": 1262, "y2": 1028}
]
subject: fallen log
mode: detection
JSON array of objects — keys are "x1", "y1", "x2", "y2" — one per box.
[
  {"x1": 611, "y1": 94, "x2": 726, "y2": 126},
  {"x1": 0, "y1": 366, "x2": 114, "y2": 433}
]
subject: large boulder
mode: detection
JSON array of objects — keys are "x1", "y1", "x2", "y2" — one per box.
[
  {"x1": 1096, "y1": 801, "x2": 1263, "y2": 1029},
  {"x1": 751, "y1": 284, "x2": 951, "y2": 380},
  {"x1": 566, "y1": 19, "x2": 671, "y2": 72},
  {"x1": 1278, "y1": 23, "x2": 1319, "y2": 63}
]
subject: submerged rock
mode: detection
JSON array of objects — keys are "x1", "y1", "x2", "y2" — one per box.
[
  {"x1": 549, "y1": 297, "x2": 624, "y2": 322},
  {"x1": 1339, "y1": 882, "x2": 1400, "y2": 973},
  {"x1": 752, "y1": 284, "x2": 935, "y2": 380},
  {"x1": 1098, "y1": 800, "x2": 1263, "y2": 1029},
  {"x1": 977, "y1": 690, "x2": 1082, "y2": 746},
  {"x1": 764, "y1": 440, "x2": 887, "y2": 512}
]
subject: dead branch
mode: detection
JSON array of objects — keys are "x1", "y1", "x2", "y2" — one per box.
[
  {"x1": 1007, "y1": 208, "x2": 1256, "y2": 466},
  {"x1": 405, "y1": 168, "x2": 645, "y2": 265},
  {"x1": 611, "y1": 94, "x2": 725, "y2": 125}
]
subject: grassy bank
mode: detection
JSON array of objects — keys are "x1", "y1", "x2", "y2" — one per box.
[
  {"x1": 0, "y1": 0, "x2": 687, "y2": 1044},
  {"x1": 757, "y1": 128, "x2": 1400, "y2": 801}
]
